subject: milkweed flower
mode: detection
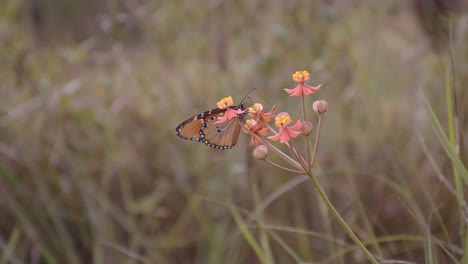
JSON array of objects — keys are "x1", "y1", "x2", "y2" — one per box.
[
  {"x1": 268, "y1": 112, "x2": 302, "y2": 143},
  {"x1": 249, "y1": 103, "x2": 276, "y2": 125},
  {"x1": 284, "y1": 70, "x2": 322, "y2": 96},
  {"x1": 248, "y1": 103, "x2": 264, "y2": 115},
  {"x1": 244, "y1": 103, "x2": 276, "y2": 147},
  {"x1": 245, "y1": 119, "x2": 270, "y2": 147},
  {"x1": 215, "y1": 96, "x2": 246, "y2": 124}
]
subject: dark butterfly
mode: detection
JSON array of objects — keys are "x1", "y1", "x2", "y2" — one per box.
[{"x1": 175, "y1": 101, "x2": 248, "y2": 150}]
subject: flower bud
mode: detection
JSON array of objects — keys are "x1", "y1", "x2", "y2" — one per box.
[
  {"x1": 313, "y1": 100, "x2": 328, "y2": 114},
  {"x1": 252, "y1": 145, "x2": 268, "y2": 160},
  {"x1": 300, "y1": 121, "x2": 313, "y2": 136}
]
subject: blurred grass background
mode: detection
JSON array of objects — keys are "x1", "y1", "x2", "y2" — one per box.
[{"x1": 0, "y1": 0, "x2": 467, "y2": 263}]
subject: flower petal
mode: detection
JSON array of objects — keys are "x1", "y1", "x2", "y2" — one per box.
[
  {"x1": 215, "y1": 108, "x2": 241, "y2": 124},
  {"x1": 302, "y1": 84, "x2": 322, "y2": 95},
  {"x1": 290, "y1": 120, "x2": 302, "y2": 130},
  {"x1": 260, "y1": 105, "x2": 276, "y2": 123},
  {"x1": 233, "y1": 108, "x2": 246, "y2": 115},
  {"x1": 258, "y1": 127, "x2": 270, "y2": 136},
  {"x1": 268, "y1": 131, "x2": 282, "y2": 141},
  {"x1": 279, "y1": 131, "x2": 291, "y2": 143},
  {"x1": 286, "y1": 128, "x2": 301, "y2": 138},
  {"x1": 284, "y1": 84, "x2": 305, "y2": 96},
  {"x1": 246, "y1": 137, "x2": 256, "y2": 148}
]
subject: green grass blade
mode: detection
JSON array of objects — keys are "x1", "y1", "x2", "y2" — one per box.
[
  {"x1": 265, "y1": 228, "x2": 303, "y2": 263},
  {"x1": 444, "y1": 65, "x2": 463, "y2": 202},
  {"x1": 229, "y1": 203, "x2": 267, "y2": 264},
  {"x1": 251, "y1": 177, "x2": 274, "y2": 264},
  {"x1": 0, "y1": 226, "x2": 20, "y2": 264},
  {"x1": 424, "y1": 96, "x2": 468, "y2": 185}
]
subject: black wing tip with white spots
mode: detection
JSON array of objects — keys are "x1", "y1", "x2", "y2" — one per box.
[{"x1": 175, "y1": 129, "x2": 234, "y2": 150}]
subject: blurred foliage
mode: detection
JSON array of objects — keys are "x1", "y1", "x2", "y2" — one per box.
[{"x1": 0, "y1": 0, "x2": 467, "y2": 263}]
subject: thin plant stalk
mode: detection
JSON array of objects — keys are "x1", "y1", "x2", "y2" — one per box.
[
  {"x1": 301, "y1": 94, "x2": 312, "y2": 170},
  {"x1": 311, "y1": 114, "x2": 322, "y2": 168},
  {"x1": 244, "y1": 113, "x2": 377, "y2": 263},
  {"x1": 301, "y1": 113, "x2": 377, "y2": 263},
  {"x1": 265, "y1": 159, "x2": 304, "y2": 174},
  {"x1": 238, "y1": 119, "x2": 303, "y2": 170},
  {"x1": 242, "y1": 70, "x2": 376, "y2": 262},
  {"x1": 305, "y1": 170, "x2": 378, "y2": 264}
]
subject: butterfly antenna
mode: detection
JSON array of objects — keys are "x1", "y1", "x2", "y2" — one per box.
[{"x1": 241, "y1": 88, "x2": 257, "y2": 103}]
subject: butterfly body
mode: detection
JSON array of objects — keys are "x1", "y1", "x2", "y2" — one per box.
[{"x1": 175, "y1": 103, "x2": 247, "y2": 150}]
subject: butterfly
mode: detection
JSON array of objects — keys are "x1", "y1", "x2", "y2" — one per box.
[{"x1": 175, "y1": 100, "x2": 248, "y2": 150}]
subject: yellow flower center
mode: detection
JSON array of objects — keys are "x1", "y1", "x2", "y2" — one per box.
[
  {"x1": 248, "y1": 103, "x2": 263, "y2": 114},
  {"x1": 245, "y1": 119, "x2": 257, "y2": 128},
  {"x1": 217, "y1": 96, "x2": 234, "y2": 109},
  {"x1": 275, "y1": 113, "x2": 292, "y2": 127},
  {"x1": 292, "y1": 70, "x2": 311, "y2": 82}
]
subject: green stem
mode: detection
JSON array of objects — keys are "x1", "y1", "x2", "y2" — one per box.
[
  {"x1": 301, "y1": 94, "x2": 307, "y2": 121},
  {"x1": 265, "y1": 159, "x2": 304, "y2": 174},
  {"x1": 301, "y1": 95, "x2": 312, "y2": 170},
  {"x1": 287, "y1": 137, "x2": 308, "y2": 171},
  {"x1": 306, "y1": 113, "x2": 376, "y2": 262},
  {"x1": 310, "y1": 114, "x2": 322, "y2": 168},
  {"x1": 305, "y1": 170, "x2": 378, "y2": 263},
  {"x1": 238, "y1": 120, "x2": 302, "y2": 170}
]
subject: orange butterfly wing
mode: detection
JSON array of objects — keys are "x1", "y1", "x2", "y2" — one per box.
[{"x1": 175, "y1": 104, "x2": 246, "y2": 149}]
